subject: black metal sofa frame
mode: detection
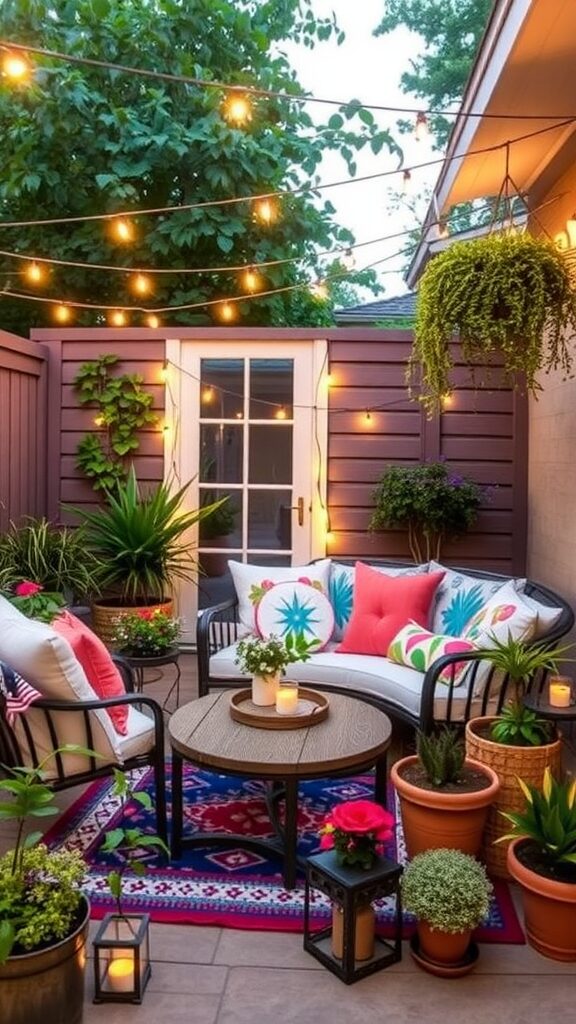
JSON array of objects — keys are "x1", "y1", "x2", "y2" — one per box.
[{"x1": 197, "y1": 560, "x2": 574, "y2": 734}]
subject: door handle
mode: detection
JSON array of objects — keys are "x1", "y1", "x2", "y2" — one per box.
[{"x1": 289, "y1": 497, "x2": 305, "y2": 526}]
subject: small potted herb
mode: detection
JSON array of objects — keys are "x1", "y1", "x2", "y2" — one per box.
[
  {"x1": 235, "y1": 633, "x2": 319, "y2": 706},
  {"x1": 402, "y1": 847, "x2": 493, "y2": 973}
]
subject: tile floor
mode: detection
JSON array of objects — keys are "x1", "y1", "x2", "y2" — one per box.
[{"x1": 2, "y1": 653, "x2": 576, "y2": 1023}]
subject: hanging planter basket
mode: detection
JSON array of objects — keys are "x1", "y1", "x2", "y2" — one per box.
[{"x1": 409, "y1": 232, "x2": 576, "y2": 415}]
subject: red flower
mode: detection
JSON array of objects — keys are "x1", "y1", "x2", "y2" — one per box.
[
  {"x1": 137, "y1": 609, "x2": 154, "y2": 620},
  {"x1": 15, "y1": 581, "x2": 43, "y2": 597},
  {"x1": 330, "y1": 800, "x2": 395, "y2": 841}
]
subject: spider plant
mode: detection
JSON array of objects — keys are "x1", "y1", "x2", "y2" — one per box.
[{"x1": 0, "y1": 517, "x2": 101, "y2": 600}]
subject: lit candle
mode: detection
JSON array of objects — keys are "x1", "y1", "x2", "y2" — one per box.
[
  {"x1": 276, "y1": 684, "x2": 299, "y2": 716},
  {"x1": 107, "y1": 956, "x2": 135, "y2": 993},
  {"x1": 549, "y1": 678, "x2": 572, "y2": 708}
]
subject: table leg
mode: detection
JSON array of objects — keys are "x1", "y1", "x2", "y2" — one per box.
[
  {"x1": 171, "y1": 750, "x2": 184, "y2": 860},
  {"x1": 282, "y1": 777, "x2": 298, "y2": 890},
  {"x1": 374, "y1": 753, "x2": 388, "y2": 807}
]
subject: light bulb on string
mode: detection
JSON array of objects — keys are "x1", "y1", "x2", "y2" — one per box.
[
  {"x1": 223, "y1": 90, "x2": 252, "y2": 127},
  {"x1": 402, "y1": 169, "x2": 413, "y2": 194},
  {"x1": 1, "y1": 51, "x2": 31, "y2": 83},
  {"x1": 159, "y1": 360, "x2": 168, "y2": 383},
  {"x1": 275, "y1": 405, "x2": 287, "y2": 420},
  {"x1": 216, "y1": 300, "x2": 238, "y2": 323},
  {"x1": 94, "y1": 415, "x2": 105, "y2": 427},
  {"x1": 53, "y1": 303, "x2": 72, "y2": 324},
  {"x1": 241, "y1": 267, "x2": 262, "y2": 293},
  {"x1": 24, "y1": 261, "x2": 45, "y2": 285},
  {"x1": 253, "y1": 197, "x2": 277, "y2": 226},
  {"x1": 145, "y1": 313, "x2": 160, "y2": 328},
  {"x1": 110, "y1": 217, "x2": 135, "y2": 244},
  {"x1": 108, "y1": 309, "x2": 128, "y2": 327},
  {"x1": 202, "y1": 387, "x2": 215, "y2": 404},
  {"x1": 131, "y1": 272, "x2": 152, "y2": 296},
  {"x1": 342, "y1": 249, "x2": 356, "y2": 271},
  {"x1": 363, "y1": 409, "x2": 373, "y2": 427},
  {"x1": 310, "y1": 279, "x2": 329, "y2": 301},
  {"x1": 414, "y1": 112, "x2": 429, "y2": 142}
]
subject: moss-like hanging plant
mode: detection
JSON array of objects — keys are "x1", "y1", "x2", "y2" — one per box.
[{"x1": 409, "y1": 233, "x2": 576, "y2": 415}]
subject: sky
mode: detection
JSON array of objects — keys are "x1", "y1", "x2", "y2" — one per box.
[{"x1": 285, "y1": 0, "x2": 437, "y2": 301}]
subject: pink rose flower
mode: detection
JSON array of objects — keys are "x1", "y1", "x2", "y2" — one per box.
[
  {"x1": 15, "y1": 581, "x2": 43, "y2": 597},
  {"x1": 319, "y1": 833, "x2": 335, "y2": 850},
  {"x1": 331, "y1": 800, "x2": 395, "y2": 841}
]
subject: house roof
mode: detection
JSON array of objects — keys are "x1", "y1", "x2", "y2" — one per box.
[
  {"x1": 334, "y1": 292, "x2": 417, "y2": 324},
  {"x1": 407, "y1": 0, "x2": 576, "y2": 286}
]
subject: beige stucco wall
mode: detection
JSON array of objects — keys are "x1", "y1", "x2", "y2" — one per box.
[{"x1": 528, "y1": 165, "x2": 576, "y2": 623}]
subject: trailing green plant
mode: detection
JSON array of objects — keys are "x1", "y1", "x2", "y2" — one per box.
[
  {"x1": 101, "y1": 770, "x2": 168, "y2": 919},
  {"x1": 369, "y1": 461, "x2": 484, "y2": 561},
  {"x1": 410, "y1": 232, "x2": 576, "y2": 415},
  {"x1": 74, "y1": 354, "x2": 157, "y2": 492},
  {"x1": 401, "y1": 848, "x2": 493, "y2": 933},
  {"x1": 498, "y1": 767, "x2": 576, "y2": 879},
  {"x1": 71, "y1": 466, "x2": 221, "y2": 604},
  {"x1": 0, "y1": 517, "x2": 102, "y2": 599},
  {"x1": 0, "y1": 745, "x2": 92, "y2": 962},
  {"x1": 235, "y1": 633, "x2": 320, "y2": 677},
  {"x1": 416, "y1": 727, "x2": 465, "y2": 787},
  {"x1": 476, "y1": 633, "x2": 573, "y2": 747}
]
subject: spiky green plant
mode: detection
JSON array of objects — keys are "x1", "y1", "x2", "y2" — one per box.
[
  {"x1": 0, "y1": 517, "x2": 101, "y2": 599},
  {"x1": 410, "y1": 233, "x2": 576, "y2": 415},
  {"x1": 71, "y1": 467, "x2": 222, "y2": 604},
  {"x1": 416, "y1": 727, "x2": 465, "y2": 787},
  {"x1": 498, "y1": 768, "x2": 576, "y2": 876}
]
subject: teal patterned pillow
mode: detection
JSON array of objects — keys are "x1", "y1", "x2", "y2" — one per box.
[{"x1": 429, "y1": 562, "x2": 508, "y2": 637}]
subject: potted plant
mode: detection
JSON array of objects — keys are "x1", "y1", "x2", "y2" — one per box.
[
  {"x1": 235, "y1": 633, "x2": 319, "y2": 706},
  {"x1": 500, "y1": 768, "x2": 576, "y2": 961},
  {"x1": 0, "y1": 746, "x2": 92, "y2": 1024},
  {"x1": 319, "y1": 799, "x2": 395, "y2": 962},
  {"x1": 390, "y1": 726, "x2": 500, "y2": 858},
  {"x1": 2, "y1": 579, "x2": 66, "y2": 623},
  {"x1": 0, "y1": 517, "x2": 102, "y2": 604},
  {"x1": 110, "y1": 609, "x2": 181, "y2": 658},
  {"x1": 198, "y1": 495, "x2": 238, "y2": 577},
  {"x1": 409, "y1": 232, "x2": 576, "y2": 415},
  {"x1": 369, "y1": 461, "x2": 484, "y2": 562},
  {"x1": 465, "y1": 634, "x2": 569, "y2": 877},
  {"x1": 402, "y1": 847, "x2": 493, "y2": 974},
  {"x1": 72, "y1": 466, "x2": 220, "y2": 642}
]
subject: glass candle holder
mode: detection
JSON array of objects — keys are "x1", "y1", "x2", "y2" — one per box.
[
  {"x1": 276, "y1": 682, "x2": 299, "y2": 715},
  {"x1": 548, "y1": 675, "x2": 573, "y2": 708}
]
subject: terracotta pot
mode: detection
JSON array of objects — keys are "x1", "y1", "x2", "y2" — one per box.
[
  {"x1": 391, "y1": 755, "x2": 500, "y2": 859},
  {"x1": 251, "y1": 672, "x2": 280, "y2": 707},
  {"x1": 418, "y1": 920, "x2": 472, "y2": 965},
  {"x1": 465, "y1": 717, "x2": 562, "y2": 878},
  {"x1": 91, "y1": 598, "x2": 174, "y2": 646},
  {"x1": 331, "y1": 903, "x2": 375, "y2": 962},
  {"x1": 0, "y1": 895, "x2": 90, "y2": 1024},
  {"x1": 507, "y1": 838, "x2": 576, "y2": 961}
]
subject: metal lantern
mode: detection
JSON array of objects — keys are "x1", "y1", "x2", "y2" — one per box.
[
  {"x1": 304, "y1": 851, "x2": 403, "y2": 984},
  {"x1": 93, "y1": 912, "x2": 151, "y2": 1003}
]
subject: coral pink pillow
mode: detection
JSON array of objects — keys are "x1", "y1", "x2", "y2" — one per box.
[
  {"x1": 53, "y1": 611, "x2": 128, "y2": 735},
  {"x1": 335, "y1": 562, "x2": 445, "y2": 657}
]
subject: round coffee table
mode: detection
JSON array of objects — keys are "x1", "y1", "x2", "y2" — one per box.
[{"x1": 168, "y1": 690, "x2": 392, "y2": 890}]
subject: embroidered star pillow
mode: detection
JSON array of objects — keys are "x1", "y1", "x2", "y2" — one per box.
[{"x1": 255, "y1": 580, "x2": 334, "y2": 651}]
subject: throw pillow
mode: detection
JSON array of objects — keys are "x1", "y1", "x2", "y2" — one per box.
[
  {"x1": 429, "y1": 561, "x2": 509, "y2": 636},
  {"x1": 228, "y1": 559, "x2": 331, "y2": 633},
  {"x1": 335, "y1": 562, "x2": 445, "y2": 657},
  {"x1": 513, "y1": 587, "x2": 564, "y2": 640},
  {"x1": 255, "y1": 580, "x2": 334, "y2": 650},
  {"x1": 53, "y1": 610, "x2": 128, "y2": 735},
  {"x1": 387, "y1": 622, "x2": 476, "y2": 685},
  {"x1": 329, "y1": 561, "x2": 429, "y2": 641},
  {"x1": 463, "y1": 580, "x2": 539, "y2": 648}
]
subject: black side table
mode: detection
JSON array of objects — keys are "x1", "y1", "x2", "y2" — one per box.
[
  {"x1": 303, "y1": 850, "x2": 403, "y2": 984},
  {"x1": 523, "y1": 691, "x2": 576, "y2": 723},
  {"x1": 123, "y1": 646, "x2": 181, "y2": 711}
]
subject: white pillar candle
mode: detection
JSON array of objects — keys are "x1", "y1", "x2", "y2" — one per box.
[
  {"x1": 276, "y1": 684, "x2": 299, "y2": 716},
  {"x1": 107, "y1": 956, "x2": 135, "y2": 993},
  {"x1": 549, "y1": 680, "x2": 572, "y2": 707}
]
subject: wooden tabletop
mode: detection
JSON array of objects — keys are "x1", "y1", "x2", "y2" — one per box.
[{"x1": 168, "y1": 690, "x2": 392, "y2": 777}]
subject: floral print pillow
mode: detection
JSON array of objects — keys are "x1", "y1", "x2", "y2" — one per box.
[
  {"x1": 463, "y1": 581, "x2": 538, "y2": 648},
  {"x1": 228, "y1": 559, "x2": 331, "y2": 633},
  {"x1": 387, "y1": 623, "x2": 476, "y2": 685},
  {"x1": 429, "y1": 562, "x2": 509, "y2": 637}
]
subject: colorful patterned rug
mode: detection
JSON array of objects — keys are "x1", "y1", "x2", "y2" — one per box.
[{"x1": 44, "y1": 765, "x2": 525, "y2": 942}]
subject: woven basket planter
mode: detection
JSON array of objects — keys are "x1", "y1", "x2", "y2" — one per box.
[
  {"x1": 465, "y1": 717, "x2": 562, "y2": 879},
  {"x1": 91, "y1": 599, "x2": 174, "y2": 646}
]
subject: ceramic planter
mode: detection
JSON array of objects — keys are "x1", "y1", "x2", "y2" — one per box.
[
  {"x1": 251, "y1": 672, "x2": 280, "y2": 706},
  {"x1": 391, "y1": 755, "x2": 500, "y2": 859},
  {"x1": 507, "y1": 838, "x2": 576, "y2": 961},
  {"x1": 418, "y1": 921, "x2": 471, "y2": 965},
  {"x1": 465, "y1": 717, "x2": 562, "y2": 878},
  {"x1": 0, "y1": 894, "x2": 90, "y2": 1024}
]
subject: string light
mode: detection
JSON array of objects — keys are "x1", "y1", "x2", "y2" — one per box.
[
  {"x1": 109, "y1": 310, "x2": 128, "y2": 326},
  {"x1": 94, "y1": 415, "x2": 105, "y2": 427},
  {"x1": 1, "y1": 51, "x2": 31, "y2": 82},
  {"x1": 216, "y1": 300, "x2": 238, "y2": 323},
  {"x1": 223, "y1": 90, "x2": 252, "y2": 126},
  {"x1": 441, "y1": 392, "x2": 454, "y2": 408},
  {"x1": 202, "y1": 387, "x2": 215, "y2": 404},
  {"x1": 414, "y1": 112, "x2": 429, "y2": 142},
  {"x1": 402, "y1": 169, "x2": 412, "y2": 194},
  {"x1": 342, "y1": 249, "x2": 356, "y2": 270},
  {"x1": 146, "y1": 313, "x2": 160, "y2": 328},
  {"x1": 130, "y1": 272, "x2": 152, "y2": 296},
  {"x1": 364, "y1": 410, "x2": 373, "y2": 426},
  {"x1": 24, "y1": 261, "x2": 45, "y2": 285},
  {"x1": 253, "y1": 197, "x2": 277, "y2": 226},
  {"x1": 310, "y1": 279, "x2": 329, "y2": 301},
  {"x1": 110, "y1": 217, "x2": 135, "y2": 243},
  {"x1": 53, "y1": 303, "x2": 72, "y2": 323},
  {"x1": 159, "y1": 360, "x2": 169, "y2": 382},
  {"x1": 241, "y1": 267, "x2": 262, "y2": 292},
  {"x1": 275, "y1": 405, "x2": 287, "y2": 420}
]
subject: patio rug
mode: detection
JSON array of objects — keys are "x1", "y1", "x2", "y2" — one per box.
[{"x1": 43, "y1": 764, "x2": 525, "y2": 942}]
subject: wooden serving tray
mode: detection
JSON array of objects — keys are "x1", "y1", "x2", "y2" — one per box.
[{"x1": 229, "y1": 688, "x2": 329, "y2": 729}]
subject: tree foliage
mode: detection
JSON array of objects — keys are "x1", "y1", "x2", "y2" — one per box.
[{"x1": 0, "y1": 0, "x2": 397, "y2": 332}]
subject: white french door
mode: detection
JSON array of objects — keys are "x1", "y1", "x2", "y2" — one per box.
[{"x1": 166, "y1": 338, "x2": 328, "y2": 635}]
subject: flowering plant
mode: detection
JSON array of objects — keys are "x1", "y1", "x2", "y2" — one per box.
[
  {"x1": 235, "y1": 633, "x2": 319, "y2": 677},
  {"x1": 3, "y1": 580, "x2": 65, "y2": 623},
  {"x1": 111, "y1": 609, "x2": 180, "y2": 657},
  {"x1": 320, "y1": 799, "x2": 395, "y2": 869}
]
